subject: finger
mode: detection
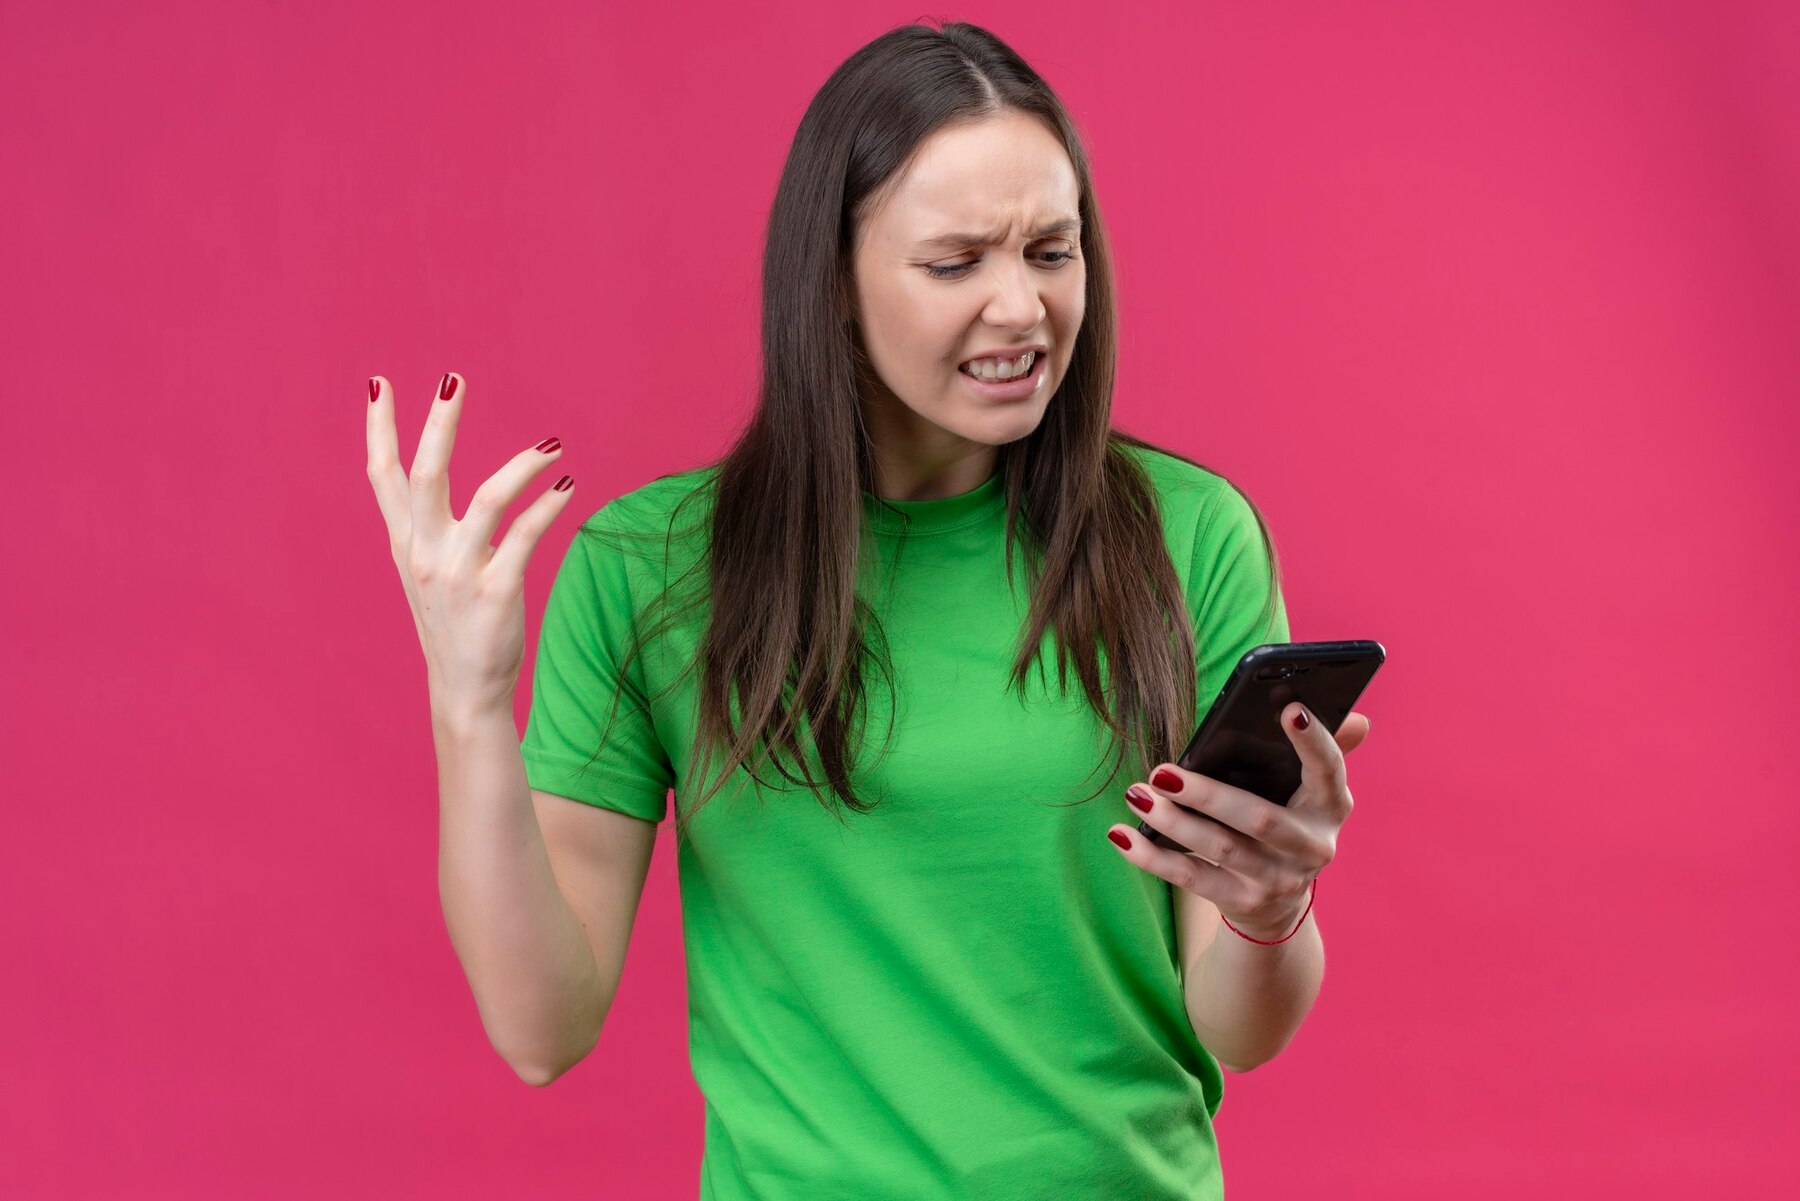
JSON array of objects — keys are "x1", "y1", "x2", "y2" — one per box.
[
  {"x1": 1137, "y1": 769, "x2": 1314, "y2": 859},
  {"x1": 408, "y1": 371, "x2": 466, "y2": 545},
  {"x1": 452, "y1": 436, "x2": 569, "y2": 573},
  {"x1": 1282, "y1": 702, "x2": 1348, "y2": 810},
  {"x1": 1335, "y1": 710, "x2": 1371, "y2": 756},
  {"x1": 364, "y1": 375, "x2": 411, "y2": 547},
  {"x1": 1127, "y1": 782, "x2": 1275, "y2": 874},
  {"x1": 1105, "y1": 824, "x2": 1254, "y2": 912},
  {"x1": 484, "y1": 467, "x2": 577, "y2": 583}
]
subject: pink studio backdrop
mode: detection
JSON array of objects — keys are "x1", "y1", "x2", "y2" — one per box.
[{"x1": 4, "y1": 2, "x2": 1795, "y2": 1197}]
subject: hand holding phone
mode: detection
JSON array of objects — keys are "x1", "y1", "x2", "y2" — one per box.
[{"x1": 1135, "y1": 640, "x2": 1385, "y2": 853}]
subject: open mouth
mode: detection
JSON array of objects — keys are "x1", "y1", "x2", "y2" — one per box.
[{"x1": 957, "y1": 351, "x2": 1044, "y2": 384}]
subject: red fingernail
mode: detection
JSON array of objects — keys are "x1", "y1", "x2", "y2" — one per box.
[
  {"x1": 553, "y1": 475, "x2": 573, "y2": 492},
  {"x1": 1294, "y1": 710, "x2": 1310, "y2": 730},
  {"x1": 1125, "y1": 787, "x2": 1153, "y2": 814},
  {"x1": 1107, "y1": 829, "x2": 1132, "y2": 851},
  {"x1": 1150, "y1": 767, "x2": 1182, "y2": 792},
  {"x1": 368, "y1": 378, "x2": 379, "y2": 403},
  {"x1": 535, "y1": 437, "x2": 561, "y2": 453},
  {"x1": 438, "y1": 373, "x2": 458, "y2": 400}
]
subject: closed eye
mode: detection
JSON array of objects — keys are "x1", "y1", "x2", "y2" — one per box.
[{"x1": 925, "y1": 250, "x2": 1080, "y2": 280}]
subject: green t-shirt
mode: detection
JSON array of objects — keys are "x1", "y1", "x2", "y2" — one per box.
[{"x1": 520, "y1": 442, "x2": 1289, "y2": 1200}]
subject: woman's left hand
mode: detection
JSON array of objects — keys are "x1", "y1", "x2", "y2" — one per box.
[{"x1": 1109, "y1": 704, "x2": 1371, "y2": 941}]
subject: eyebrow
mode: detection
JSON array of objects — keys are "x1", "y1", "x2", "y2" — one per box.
[{"x1": 915, "y1": 217, "x2": 1082, "y2": 249}]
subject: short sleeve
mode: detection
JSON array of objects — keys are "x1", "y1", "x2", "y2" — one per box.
[
  {"x1": 520, "y1": 504, "x2": 674, "y2": 822},
  {"x1": 1189, "y1": 481, "x2": 1291, "y2": 718}
]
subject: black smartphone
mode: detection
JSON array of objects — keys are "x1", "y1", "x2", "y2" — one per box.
[{"x1": 1135, "y1": 640, "x2": 1386, "y2": 853}]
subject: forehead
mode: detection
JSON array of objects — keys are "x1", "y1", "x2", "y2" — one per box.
[{"x1": 869, "y1": 115, "x2": 1081, "y2": 244}]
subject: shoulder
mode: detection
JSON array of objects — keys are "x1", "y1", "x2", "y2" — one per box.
[
  {"x1": 586, "y1": 463, "x2": 717, "y2": 528},
  {"x1": 1111, "y1": 436, "x2": 1260, "y2": 535},
  {"x1": 573, "y1": 464, "x2": 720, "y2": 551}
]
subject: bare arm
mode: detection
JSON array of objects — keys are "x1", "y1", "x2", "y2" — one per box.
[
  {"x1": 1184, "y1": 908, "x2": 1323, "y2": 1072},
  {"x1": 365, "y1": 370, "x2": 657, "y2": 1086},
  {"x1": 434, "y1": 701, "x2": 655, "y2": 1085}
]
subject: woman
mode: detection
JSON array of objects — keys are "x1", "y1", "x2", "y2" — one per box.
[{"x1": 367, "y1": 19, "x2": 1369, "y2": 1200}]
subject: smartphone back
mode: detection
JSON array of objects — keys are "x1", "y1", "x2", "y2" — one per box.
[{"x1": 1180, "y1": 640, "x2": 1385, "y2": 807}]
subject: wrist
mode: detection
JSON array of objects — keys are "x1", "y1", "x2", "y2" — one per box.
[
  {"x1": 1219, "y1": 879, "x2": 1318, "y2": 944},
  {"x1": 430, "y1": 694, "x2": 517, "y2": 740}
]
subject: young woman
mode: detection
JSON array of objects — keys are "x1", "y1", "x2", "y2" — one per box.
[{"x1": 367, "y1": 19, "x2": 1369, "y2": 1200}]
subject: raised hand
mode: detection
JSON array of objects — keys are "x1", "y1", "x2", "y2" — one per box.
[{"x1": 365, "y1": 372, "x2": 574, "y2": 721}]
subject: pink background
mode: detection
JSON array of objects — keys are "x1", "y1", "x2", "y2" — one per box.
[{"x1": 4, "y1": 1, "x2": 1796, "y2": 1196}]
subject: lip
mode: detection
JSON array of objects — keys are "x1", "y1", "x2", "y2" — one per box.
[
  {"x1": 958, "y1": 343, "x2": 1047, "y2": 369},
  {"x1": 958, "y1": 348, "x2": 1048, "y2": 400}
]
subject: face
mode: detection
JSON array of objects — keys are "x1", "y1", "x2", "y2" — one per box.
[{"x1": 850, "y1": 110, "x2": 1086, "y2": 497}]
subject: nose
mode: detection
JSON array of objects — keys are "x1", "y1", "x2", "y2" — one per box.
[{"x1": 981, "y1": 256, "x2": 1048, "y2": 330}]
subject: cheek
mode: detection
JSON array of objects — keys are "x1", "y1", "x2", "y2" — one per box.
[
  {"x1": 1059, "y1": 271, "x2": 1086, "y2": 317},
  {"x1": 903, "y1": 313, "x2": 970, "y2": 372},
  {"x1": 876, "y1": 288, "x2": 957, "y2": 360}
]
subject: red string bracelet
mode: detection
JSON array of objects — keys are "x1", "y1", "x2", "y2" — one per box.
[{"x1": 1220, "y1": 877, "x2": 1318, "y2": 945}]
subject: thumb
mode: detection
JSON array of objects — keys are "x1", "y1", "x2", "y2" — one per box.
[{"x1": 1334, "y1": 710, "x2": 1372, "y2": 756}]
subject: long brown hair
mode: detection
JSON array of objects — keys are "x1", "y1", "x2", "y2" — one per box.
[{"x1": 575, "y1": 20, "x2": 1282, "y2": 846}]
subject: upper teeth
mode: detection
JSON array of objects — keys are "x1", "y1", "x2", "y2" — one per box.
[{"x1": 961, "y1": 350, "x2": 1037, "y2": 380}]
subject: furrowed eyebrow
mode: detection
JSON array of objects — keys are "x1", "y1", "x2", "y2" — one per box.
[{"x1": 916, "y1": 217, "x2": 1081, "y2": 249}]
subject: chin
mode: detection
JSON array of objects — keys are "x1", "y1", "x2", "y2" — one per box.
[{"x1": 953, "y1": 406, "x2": 1046, "y2": 441}]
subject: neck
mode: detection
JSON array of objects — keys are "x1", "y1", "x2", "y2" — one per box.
[{"x1": 867, "y1": 446, "x2": 998, "y2": 501}]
